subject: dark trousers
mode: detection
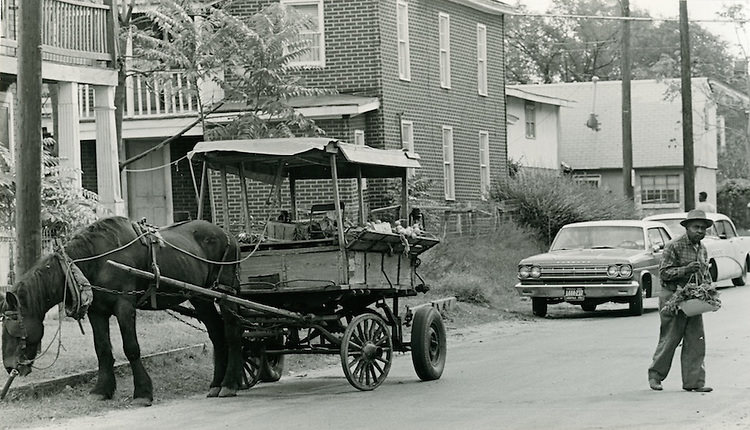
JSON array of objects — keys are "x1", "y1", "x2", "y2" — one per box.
[{"x1": 647, "y1": 288, "x2": 706, "y2": 389}]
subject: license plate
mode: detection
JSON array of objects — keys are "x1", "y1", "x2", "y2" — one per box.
[{"x1": 564, "y1": 288, "x2": 584, "y2": 301}]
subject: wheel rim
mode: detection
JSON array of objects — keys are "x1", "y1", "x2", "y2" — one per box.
[
  {"x1": 427, "y1": 324, "x2": 441, "y2": 365},
  {"x1": 340, "y1": 314, "x2": 392, "y2": 391},
  {"x1": 241, "y1": 343, "x2": 263, "y2": 390}
]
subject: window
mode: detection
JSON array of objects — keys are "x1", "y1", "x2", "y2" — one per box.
[
  {"x1": 640, "y1": 175, "x2": 680, "y2": 204},
  {"x1": 281, "y1": 0, "x2": 325, "y2": 67},
  {"x1": 397, "y1": 0, "x2": 411, "y2": 80},
  {"x1": 479, "y1": 131, "x2": 490, "y2": 198},
  {"x1": 477, "y1": 24, "x2": 487, "y2": 96},
  {"x1": 401, "y1": 120, "x2": 415, "y2": 178},
  {"x1": 573, "y1": 174, "x2": 601, "y2": 188},
  {"x1": 439, "y1": 12, "x2": 451, "y2": 89},
  {"x1": 354, "y1": 130, "x2": 367, "y2": 189},
  {"x1": 442, "y1": 126, "x2": 455, "y2": 200},
  {"x1": 716, "y1": 220, "x2": 736, "y2": 238},
  {"x1": 648, "y1": 228, "x2": 665, "y2": 250},
  {"x1": 524, "y1": 100, "x2": 536, "y2": 139}
]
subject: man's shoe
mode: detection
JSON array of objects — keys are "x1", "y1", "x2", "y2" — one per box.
[
  {"x1": 684, "y1": 386, "x2": 713, "y2": 393},
  {"x1": 649, "y1": 379, "x2": 663, "y2": 391}
]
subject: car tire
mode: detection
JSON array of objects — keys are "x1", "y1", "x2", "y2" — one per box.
[
  {"x1": 628, "y1": 285, "x2": 644, "y2": 316},
  {"x1": 581, "y1": 303, "x2": 597, "y2": 312},
  {"x1": 532, "y1": 298, "x2": 547, "y2": 317},
  {"x1": 732, "y1": 258, "x2": 748, "y2": 286}
]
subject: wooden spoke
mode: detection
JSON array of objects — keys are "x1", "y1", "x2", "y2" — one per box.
[{"x1": 340, "y1": 313, "x2": 393, "y2": 391}]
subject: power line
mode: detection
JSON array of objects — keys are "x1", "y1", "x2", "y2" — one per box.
[{"x1": 508, "y1": 11, "x2": 750, "y2": 24}]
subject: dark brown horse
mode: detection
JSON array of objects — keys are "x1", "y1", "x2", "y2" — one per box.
[{"x1": 0, "y1": 216, "x2": 244, "y2": 405}]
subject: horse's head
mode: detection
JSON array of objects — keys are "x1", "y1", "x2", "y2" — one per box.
[{"x1": 2, "y1": 290, "x2": 43, "y2": 376}]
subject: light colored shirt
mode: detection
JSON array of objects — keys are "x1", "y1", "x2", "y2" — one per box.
[{"x1": 695, "y1": 201, "x2": 716, "y2": 213}]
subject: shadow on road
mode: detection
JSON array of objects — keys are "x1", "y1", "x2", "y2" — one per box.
[{"x1": 544, "y1": 306, "x2": 660, "y2": 320}]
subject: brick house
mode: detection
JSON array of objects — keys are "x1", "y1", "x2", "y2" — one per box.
[{"x1": 513, "y1": 78, "x2": 748, "y2": 214}]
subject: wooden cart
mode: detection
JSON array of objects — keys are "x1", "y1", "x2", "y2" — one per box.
[{"x1": 163, "y1": 138, "x2": 446, "y2": 391}]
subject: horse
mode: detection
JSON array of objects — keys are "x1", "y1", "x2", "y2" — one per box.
[{"x1": 0, "y1": 216, "x2": 244, "y2": 405}]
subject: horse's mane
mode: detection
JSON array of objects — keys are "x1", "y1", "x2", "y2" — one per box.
[{"x1": 10, "y1": 216, "x2": 134, "y2": 317}]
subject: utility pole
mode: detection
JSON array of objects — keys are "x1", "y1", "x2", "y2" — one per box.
[
  {"x1": 679, "y1": 0, "x2": 695, "y2": 211},
  {"x1": 16, "y1": 0, "x2": 43, "y2": 276},
  {"x1": 621, "y1": 0, "x2": 634, "y2": 200}
]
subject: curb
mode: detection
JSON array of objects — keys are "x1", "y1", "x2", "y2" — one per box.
[{"x1": 4, "y1": 343, "x2": 206, "y2": 399}]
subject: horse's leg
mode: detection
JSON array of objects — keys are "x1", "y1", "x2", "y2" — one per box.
[
  {"x1": 114, "y1": 299, "x2": 153, "y2": 406},
  {"x1": 220, "y1": 303, "x2": 244, "y2": 395},
  {"x1": 88, "y1": 311, "x2": 117, "y2": 400},
  {"x1": 190, "y1": 298, "x2": 234, "y2": 397}
]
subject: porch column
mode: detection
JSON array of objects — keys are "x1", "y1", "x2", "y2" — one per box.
[
  {"x1": 56, "y1": 82, "x2": 82, "y2": 188},
  {"x1": 93, "y1": 85, "x2": 125, "y2": 216}
]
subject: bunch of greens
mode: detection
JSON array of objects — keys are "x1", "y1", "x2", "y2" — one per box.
[{"x1": 662, "y1": 282, "x2": 721, "y2": 315}]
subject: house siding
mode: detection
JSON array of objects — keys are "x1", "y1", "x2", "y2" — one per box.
[{"x1": 506, "y1": 96, "x2": 559, "y2": 170}]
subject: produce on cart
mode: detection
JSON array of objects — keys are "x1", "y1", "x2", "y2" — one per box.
[{"x1": 182, "y1": 137, "x2": 445, "y2": 391}]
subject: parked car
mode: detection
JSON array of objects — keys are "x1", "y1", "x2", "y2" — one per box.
[
  {"x1": 515, "y1": 220, "x2": 673, "y2": 317},
  {"x1": 643, "y1": 212, "x2": 749, "y2": 286}
]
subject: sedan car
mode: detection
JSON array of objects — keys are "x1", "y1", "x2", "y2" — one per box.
[
  {"x1": 515, "y1": 220, "x2": 672, "y2": 317},
  {"x1": 643, "y1": 212, "x2": 749, "y2": 286}
]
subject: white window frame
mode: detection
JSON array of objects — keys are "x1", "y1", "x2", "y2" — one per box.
[
  {"x1": 354, "y1": 129, "x2": 367, "y2": 189},
  {"x1": 442, "y1": 125, "x2": 455, "y2": 201},
  {"x1": 281, "y1": 0, "x2": 325, "y2": 67},
  {"x1": 641, "y1": 174, "x2": 681, "y2": 205},
  {"x1": 477, "y1": 23, "x2": 488, "y2": 96},
  {"x1": 401, "y1": 120, "x2": 414, "y2": 177},
  {"x1": 573, "y1": 174, "x2": 601, "y2": 188},
  {"x1": 439, "y1": 12, "x2": 451, "y2": 89},
  {"x1": 397, "y1": 0, "x2": 411, "y2": 81},
  {"x1": 479, "y1": 131, "x2": 490, "y2": 199}
]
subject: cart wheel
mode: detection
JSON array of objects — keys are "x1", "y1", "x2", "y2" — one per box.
[
  {"x1": 411, "y1": 307, "x2": 446, "y2": 381},
  {"x1": 340, "y1": 313, "x2": 393, "y2": 391},
  {"x1": 240, "y1": 339, "x2": 263, "y2": 390},
  {"x1": 259, "y1": 335, "x2": 285, "y2": 383}
]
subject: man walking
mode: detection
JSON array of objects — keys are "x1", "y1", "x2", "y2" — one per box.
[{"x1": 648, "y1": 209, "x2": 713, "y2": 393}]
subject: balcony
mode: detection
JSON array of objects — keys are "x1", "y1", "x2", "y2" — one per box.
[{"x1": 0, "y1": 0, "x2": 117, "y2": 85}]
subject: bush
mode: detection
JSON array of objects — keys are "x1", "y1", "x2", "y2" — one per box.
[
  {"x1": 717, "y1": 178, "x2": 750, "y2": 230},
  {"x1": 421, "y1": 222, "x2": 545, "y2": 309},
  {"x1": 492, "y1": 171, "x2": 638, "y2": 245}
]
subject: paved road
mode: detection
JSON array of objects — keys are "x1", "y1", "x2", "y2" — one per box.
[{"x1": 33, "y1": 284, "x2": 750, "y2": 430}]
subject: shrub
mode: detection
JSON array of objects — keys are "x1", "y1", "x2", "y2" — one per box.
[
  {"x1": 717, "y1": 178, "x2": 750, "y2": 230},
  {"x1": 421, "y1": 222, "x2": 545, "y2": 308},
  {"x1": 492, "y1": 170, "x2": 638, "y2": 245}
]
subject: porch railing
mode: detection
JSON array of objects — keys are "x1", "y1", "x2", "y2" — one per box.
[
  {"x1": 78, "y1": 71, "x2": 201, "y2": 119},
  {"x1": 0, "y1": 0, "x2": 115, "y2": 68}
]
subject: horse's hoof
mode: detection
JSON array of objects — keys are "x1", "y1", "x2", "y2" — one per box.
[
  {"x1": 132, "y1": 397, "x2": 153, "y2": 407},
  {"x1": 207, "y1": 387, "x2": 221, "y2": 398},
  {"x1": 218, "y1": 387, "x2": 237, "y2": 398}
]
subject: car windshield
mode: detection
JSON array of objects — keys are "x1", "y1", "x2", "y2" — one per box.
[{"x1": 551, "y1": 226, "x2": 645, "y2": 251}]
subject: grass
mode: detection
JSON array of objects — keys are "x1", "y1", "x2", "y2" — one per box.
[{"x1": 0, "y1": 221, "x2": 544, "y2": 429}]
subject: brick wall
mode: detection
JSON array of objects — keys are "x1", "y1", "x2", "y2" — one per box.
[
  {"x1": 169, "y1": 137, "x2": 211, "y2": 221},
  {"x1": 378, "y1": 0, "x2": 507, "y2": 203}
]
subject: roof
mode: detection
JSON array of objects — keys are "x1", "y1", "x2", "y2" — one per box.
[
  {"x1": 562, "y1": 220, "x2": 668, "y2": 229},
  {"x1": 505, "y1": 87, "x2": 573, "y2": 107},
  {"x1": 512, "y1": 78, "x2": 726, "y2": 170},
  {"x1": 447, "y1": 0, "x2": 516, "y2": 15},
  {"x1": 214, "y1": 95, "x2": 379, "y2": 120},
  {"x1": 643, "y1": 212, "x2": 730, "y2": 222},
  {"x1": 188, "y1": 138, "x2": 421, "y2": 184}
]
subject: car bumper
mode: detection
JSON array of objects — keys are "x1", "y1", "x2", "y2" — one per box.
[{"x1": 514, "y1": 281, "x2": 640, "y2": 298}]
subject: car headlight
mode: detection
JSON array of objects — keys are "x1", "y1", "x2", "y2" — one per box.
[
  {"x1": 530, "y1": 266, "x2": 542, "y2": 278},
  {"x1": 607, "y1": 265, "x2": 620, "y2": 278},
  {"x1": 619, "y1": 264, "x2": 633, "y2": 278},
  {"x1": 518, "y1": 266, "x2": 530, "y2": 279}
]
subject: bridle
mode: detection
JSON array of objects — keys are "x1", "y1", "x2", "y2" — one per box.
[{"x1": 0, "y1": 309, "x2": 32, "y2": 367}]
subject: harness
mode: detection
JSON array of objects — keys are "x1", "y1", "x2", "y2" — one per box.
[
  {"x1": 132, "y1": 220, "x2": 165, "y2": 308},
  {"x1": 55, "y1": 239, "x2": 94, "y2": 322}
]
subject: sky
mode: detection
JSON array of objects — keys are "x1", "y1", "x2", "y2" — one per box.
[{"x1": 517, "y1": 0, "x2": 750, "y2": 56}]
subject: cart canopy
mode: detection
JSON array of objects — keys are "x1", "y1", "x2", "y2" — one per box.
[{"x1": 188, "y1": 138, "x2": 421, "y2": 184}]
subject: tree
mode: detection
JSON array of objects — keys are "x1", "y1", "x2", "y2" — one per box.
[{"x1": 127, "y1": 0, "x2": 328, "y2": 143}]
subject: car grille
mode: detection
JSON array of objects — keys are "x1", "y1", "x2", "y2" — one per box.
[{"x1": 540, "y1": 265, "x2": 609, "y2": 279}]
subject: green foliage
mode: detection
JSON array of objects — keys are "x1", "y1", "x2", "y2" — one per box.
[
  {"x1": 0, "y1": 142, "x2": 104, "y2": 237},
  {"x1": 492, "y1": 171, "x2": 638, "y2": 245},
  {"x1": 717, "y1": 179, "x2": 750, "y2": 230},
  {"x1": 130, "y1": 0, "x2": 330, "y2": 140},
  {"x1": 421, "y1": 222, "x2": 545, "y2": 308}
]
